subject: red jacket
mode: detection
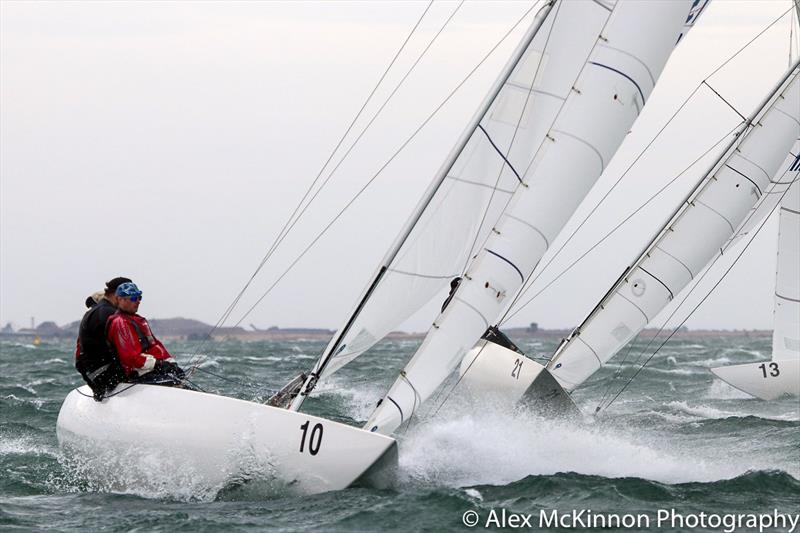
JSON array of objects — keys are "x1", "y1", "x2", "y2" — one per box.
[{"x1": 106, "y1": 312, "x2": 173, "y2": 377}]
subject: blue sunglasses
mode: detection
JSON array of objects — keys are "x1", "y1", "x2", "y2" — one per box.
[{"x1": 128, "y1": 294, "x2": 143, "y2": 302}]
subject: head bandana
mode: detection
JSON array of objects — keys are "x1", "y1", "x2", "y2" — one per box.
[{"x1": 116, "y1": 282, "x2": 143, "y2": 301}]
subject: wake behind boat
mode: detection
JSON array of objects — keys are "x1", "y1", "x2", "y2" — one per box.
[{"x1": 57, "y1": 384, "x2": 397, "y2": 495}]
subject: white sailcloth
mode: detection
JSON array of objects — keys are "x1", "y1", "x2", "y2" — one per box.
[
  {"x1": 773, "y1": 178, "x2": 800, "y2": 361},
  {"x1": 547, "y1": 64, "x2": 800, "y2": 391},
  {"x1": 366, "y1": 0, "x2": 700, "y2": 435},
  {"x1": 292, "y1": 2, "x2": 556, "y2": 391}
]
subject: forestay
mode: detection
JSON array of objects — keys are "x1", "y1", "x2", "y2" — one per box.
[
  {"x1": 773, "y1": 177, "x2": 800, "y2": 361},
  {"x1": 365, "y1": 0, "x2": 700, "y2": 435},
  {"x1": 286, "y1": 2, "x2": 556, "y2": 409},
  {"x1": 547, "y1": 63, "x2": 800, "y2": 391}
]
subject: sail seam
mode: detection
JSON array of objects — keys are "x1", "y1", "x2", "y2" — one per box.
[
  {"x1": 590, "y1": 0, "x2": 613, "y2": 13},
  {"x1": 587, "y1": 61, "x2": 646, "y2": 105},
  {"x1": 780, "y1": 206, "x2": 800, "y2": 216},
  {"x1": 776, "y1": 292, "x2": 800, "y2": 303},
  {"x1": 477, "y1": 125, "x2": 523, "y2": 183},
  {"x1": 485, "y1": 249, "x2": 525, "y2": 282},
  {"x1": 774, "y1": 107, "x2": 800, "y2": 127},
  {"x1": 453, "y1": 297, "x2": 489, "y2": 330},
  {"x1": 505, "y1": 214, "x2": 550, "y2": 247},
  {"x1": 616, "y1": 291, "x2": 650, "y2": 323},
  {"x1": 387, "y1": 268, "x2": 459, "y2": 279},
  {"x1": 654, "y1": 245, "x2": 694, "y2": 280},
  {"x1": 504, "y1": 82, "x2": 566, "y2": 102},
  {"x1": 552, "y1": 128, "x2": 605, "y2": 170},
  {"x1": 576, "y1": 336, "x2": 603, "y2": 366},
  {"x1": 732, "y1": 154, "x2": 770, "y2": 182},
  {"x1": 725, "y1": 164, "x2": 763, "y2": 196},
  {"x1": 445, "y1": 174, "x2": 515, "y2": 194},
  {"x1": 638, "y1": 266, "x2": 675, "y2": 300},
  {"x1": 695, "y1": 200, "x2": 737, "y2": 234},
  {"x1": 597, "y1": 44, "x2": 655, "y2": 87}
]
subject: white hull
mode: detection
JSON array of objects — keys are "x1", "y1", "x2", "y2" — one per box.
[
  {"x1": 459, "y1": 341, "x2": 578, "y2": 416},
  {"x1": 710, "y1": 359, "x2": 800, "y2": 400},
  {"x1": 460, "y1": 341, "x2": 545, "y2": 401},
  {"x1": 57, "y1": 385, "x2": 397, "y2": 495}
]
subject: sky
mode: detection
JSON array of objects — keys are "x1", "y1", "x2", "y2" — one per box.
[{"x1": 1, "y1": 0, "x2": 798, "y2": 333}]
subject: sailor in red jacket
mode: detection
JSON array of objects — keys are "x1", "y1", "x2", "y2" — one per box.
[{"x1": 106, "y1": 282, "x2": 185, "y2": 383}]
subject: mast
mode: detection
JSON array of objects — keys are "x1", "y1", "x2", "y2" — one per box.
[
  {"x1": 287, "y1": 1, "x2": 556, "y2": 412},
  {"x1": 365, "y1": 0, "x2": 704, "y2": 435},
  {"x1": 547, "y1": 60, "x2": 800, "y2": 390}
]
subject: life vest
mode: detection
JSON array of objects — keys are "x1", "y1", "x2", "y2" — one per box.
[{"x1": 76, "y1": 299, "x2": 126, "y2": 400}]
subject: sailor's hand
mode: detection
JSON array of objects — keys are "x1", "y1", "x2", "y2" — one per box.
[{"x1": 154, "y1": 359, "x2": 185, "y2": 379}]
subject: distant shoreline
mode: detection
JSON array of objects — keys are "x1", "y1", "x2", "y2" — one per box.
[{"x1": 0, "y1": 317, "x2": 772, "y2": 343}]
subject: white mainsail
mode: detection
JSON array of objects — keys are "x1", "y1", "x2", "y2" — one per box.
[
  {"x1": 547, "y1": 63, "x2": 800, "y2": 392},
  {"x1": 285, "y1": 1, "x2": 557, "y2": 411},
  {"x1": 365, "y1": 1, "x2": 701, "y2": 435},
  {"x1": 772, "y1": 178, "x2": 800, "y2": 361}
]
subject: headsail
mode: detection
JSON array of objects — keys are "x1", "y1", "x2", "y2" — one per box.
[
  {"x1": 547, "y1": 62, "x2": 800, "y2": 391},
  {"x1": 285, "y1": 1, "x2": 556, "y2": 411},
  {"x1": 366, "y1": 1, "x2": 702, "y2": 435},
  {"x1": 772, "y1": 178, "x2": 800, "y2": 361}
]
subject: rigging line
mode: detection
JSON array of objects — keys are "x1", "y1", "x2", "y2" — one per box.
[
  {"x1": 598, "y1": 160, "x2": 796, "y2": 410},
  {"x1": 245, "y1": 0, "x2": 468, "y2": 303},
  {"x1": 703, "y1": 81, "x2": 747, "y2": 122},
  {"x1": 225, "y1": 3, "x2": 545, "y2": 331},
  {"x1": 706, "y1": 5, "x2": 794, "y2": 81},
  {"x1": 599, "y1": 179, "x2": 792, "y2": 413},
  {"x1": 466, "y1": 0, "x2": 620, "y2": 273},
  {"x1": 501, "y1": 84, "x2": 702, "y2": 322},
  {"x1": 186, "y1": 1, "x2": 435, "y2": 364},
  {"x1": 500, "y1": 7, "x2": 798, "y2": 326},
  {"x1": 429, "y1": 337, "x2": 493, "y2": 418},
  {"x1": 461, "y1": 0, "x2": 564, "y2": 274},
  {"x1": 500, "y1": 121, "x2": 743, "y2": 325}
]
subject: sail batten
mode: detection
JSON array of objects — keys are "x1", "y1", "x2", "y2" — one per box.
[
  {"x1": 365, "y1": 0, "x2": 703, "y2": 435},
  {"x1": 287, "y1": 2, "x2": 557, "y2": 411},
  {"x1": 548, "y1": 62, "x2": 800, "y2": 391}
]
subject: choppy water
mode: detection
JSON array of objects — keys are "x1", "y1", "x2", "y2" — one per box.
[{"x1": 1, "y1": 335, "x2": 798, "y2": 532}]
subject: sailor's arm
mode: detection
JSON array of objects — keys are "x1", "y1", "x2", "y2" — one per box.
[{"x1": 107, "y1": 316, "x2": 156, "y2": 376}]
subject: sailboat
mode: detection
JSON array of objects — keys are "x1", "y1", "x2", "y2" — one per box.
[
  {"x1": 708, "y1": 3, "x2": 800, "y2": 401},
  {"x1": 57, "y1": 0, "x2": 706, "y2": 494},
  {"x1": 458, "y1": 58, "x2": 800, "y2": 410},
  {"x1": 710, "y1": 179, "x2": 799, "y2": 399}
]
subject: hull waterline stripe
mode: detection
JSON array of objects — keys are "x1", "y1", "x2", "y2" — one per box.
[
  {"x1": 725, "y1": 164, "x2": 763, "y2": 196},
  {"x1": 485, "y1": 249, "x2": 525, "y2": 282},
  {"x1": 477, "y1": 125, "x2": 523, "y2": 183},
  {"x1": 588, "y1": 61, "x2": 646, "y2": 105},
  {"x1": 776, "y1": 292, "x2": 800, "y2": 303}
]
